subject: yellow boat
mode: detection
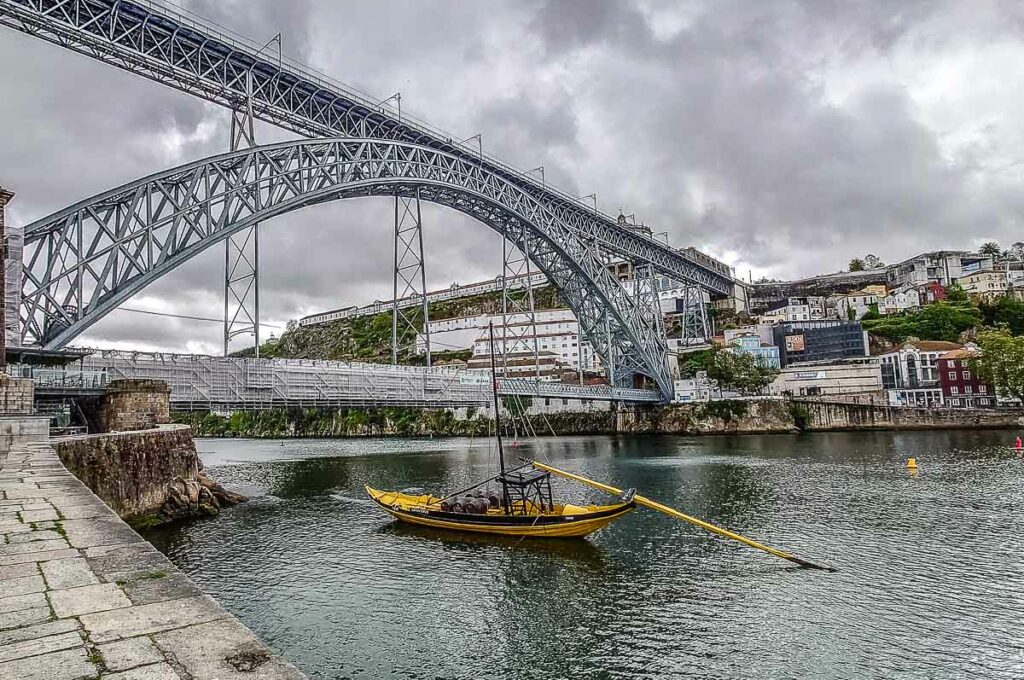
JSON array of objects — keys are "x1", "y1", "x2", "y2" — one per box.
[
  {"x1": 366, "y1": 322, "x2": 635, "y2": 539},
  {"x1": 366, "y1": 477, "x2": 636, "y2": 538}
]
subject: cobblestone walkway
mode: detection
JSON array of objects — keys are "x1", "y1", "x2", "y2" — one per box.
[{"x1": 0, "y1": 438, "x2": 306, "y2": 679}]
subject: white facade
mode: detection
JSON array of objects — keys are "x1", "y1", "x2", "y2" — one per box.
[
  {"x1": 769, "y1": 361, "x2": 883, "y2": 398},
  {"x1": 880, "y1": 289, "x2": 920, "y2": 315},
  {"x1": 959, "y1": 270, "x2": 1009, "y2": 300},
  {"x1": 418, "y1": 309, "x2": 598, "y2": 377},
  {"x1": 761, "y1": 297, "x2": 813, "y2": 323},
  {"x1": 877, "y1": 340, "x2": 964, "y2": 406},
  {"x1": 887, "y1": 251, "x2": 993, "y2": 289},
  {"x1": 832, "y1": 291, "x2": 878, "y2": 320},
  {"x1": 673, "y1": 371, "x2": 714, "y2": 403}
]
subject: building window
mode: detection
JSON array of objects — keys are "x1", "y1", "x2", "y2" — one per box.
[
  {"x1": 965, "y1": 385, "x2": 972, "y2": 394},
  {"x1": 950, "y1": 386, "x2": 958, "y2": 394},
  {"x1": 979, "y1": 385, "x2": 987, "y2": 394},
  {"x1": 951, "y1": 398, "x2": 960, "y2": 406},
  {"x1": 562, "y1": 399, "x2": 568, "y2": 406},
  {"x1": 949, "y1": 372, "x2": 956, "y2": 380},
  {"x1": 962, "y1": 371, "x2": 970, "y2": 380}
]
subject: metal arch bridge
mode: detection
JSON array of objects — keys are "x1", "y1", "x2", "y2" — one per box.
[
  {"x1": 20, "y1": 137, "x2": 680, "y2": 396},
  {"x1": 0, "y1": 0, "x2": 737, "y2": 402},
  {"x1": 0, "y1": 0, "x2": 733, "y2": 297}
]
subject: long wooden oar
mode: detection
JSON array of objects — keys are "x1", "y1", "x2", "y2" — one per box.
[{"x1": 532, "y1": 461, "x2": 835, "y2": 572}]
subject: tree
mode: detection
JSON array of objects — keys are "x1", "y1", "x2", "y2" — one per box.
[
  {"x1": 1010, "y1": 242, "x2": 1024, "y2": 262},
  {"x1": 848, "y1": 258, "x2": 866, "y2": 272},
  {"x1": 944, "y1": 283, "x2": 970, "y2": 306},
  {"x1": 701, "y1": 345, "x2": 778, "y2": 394},
  {"x1": 863, "y1": 254, "x2": 885, "y2": 269},
  {"x1": 971, "y1": 327, "x2": 1024, "y2": 403},
  {"x1": 979, "y1": 295, "x2": 1024, "y2": 336},
  {"x1": 979, "y1": 241, "x2": 1002, "y2": 258},
  {"x1": 862, "y1": 302, "x2": 981, "y2": 343}
]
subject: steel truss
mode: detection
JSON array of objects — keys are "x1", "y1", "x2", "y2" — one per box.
[
  {"x1": 18, "y1": 139, "x2": 674, "y2": 398},
  {"x1": 622, "y1": 263, "x2": 667, "y2": 388},
  {"x1": 0, "y1": 0, "x2": 733, "y2": 299},
  {"x1": 224, "y1": 71, "x2": 260, "y2": 355},
  {"x1": 392, "y1": 191, "x2": 429, "y2": 365},
  {"x1": 678, "y1": 285, "x2": 712, "y2": 346},
  {"x1": 501, "y1": 222, "x2": 539, "y2": 379}
]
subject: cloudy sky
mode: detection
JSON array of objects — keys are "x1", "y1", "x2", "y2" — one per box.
[{"x1": 2, "y1": 0, "x2": 1023, "y2": 354}]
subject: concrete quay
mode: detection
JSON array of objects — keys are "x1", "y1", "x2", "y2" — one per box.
[{"x1": 0, "y1": 438, "x2": 306, "y2": 679}]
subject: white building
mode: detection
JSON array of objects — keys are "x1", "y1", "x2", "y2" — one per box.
[
  {"x1": 958, "y1": 269, "x2": 1009, "y2": 300},
  {"x1": 418, "y1": 309, "x2": 599, "y2": 379},
  {"x1": 832, "y1": 291, "x2": 879, "y2": 320},
  {"x1": 877, "y1": 340, "x2": 963, "y2": 407},
  {"x1": 761, "y1": 297, "x2": 813, "y2": 323},
  {"x1": 673, "y1": 371, "x2": 715, "y2": 403},
  {"x1": 879, "y1": 288, "x2": 920, "y2": 316},
  {"x1": 887, "y1": 251, "x2": 993, "y2": 289},
  {"x1": 769, "y1": 361, "x2": 883, "y2": 398}
]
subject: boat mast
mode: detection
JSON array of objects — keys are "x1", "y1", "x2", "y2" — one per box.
[{"x1": 488, "y1": 322, "x2": 510, "y2": 513}]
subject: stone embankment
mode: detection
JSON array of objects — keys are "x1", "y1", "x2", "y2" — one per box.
[
  {"x1": 52, "y1": 425, "x2": 245, "y2": 526},
  {"x1": 618, "y1": 399, "x2": 1024, "y2": 435},
  {"x1": 0, "y1": 437, "x2": 305, "y2": 679}
]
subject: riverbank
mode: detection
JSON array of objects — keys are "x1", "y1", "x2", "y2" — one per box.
[
  {"x1": 0, "y1": 437, "x2": 305, "y2": 679},
  {"x1": 174, "y1": 399, "x2": 1024, "y2": 438}
]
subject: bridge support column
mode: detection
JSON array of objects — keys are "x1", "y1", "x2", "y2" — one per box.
[
  {"x1": 501, "y1": 225, "x2": 540, "y2": 380},
  {"x1": 223, "y1": 71, "x2": 260, "y2": 357},
  {"x1": 392, "y1": 190, "x2": 430, "y2": 365},
  {"x1": 615, "y1": 263, "x2": 669, "y2": 391},
  {"x1": 679, "y1": 285, "x2": 711, "y2": 346}
]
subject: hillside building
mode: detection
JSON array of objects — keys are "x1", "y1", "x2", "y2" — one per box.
[
  {"x1": 771, "y1": 321, "x2": 869, "y2": 367},
  {"x1": 937, "y1": 349, "x2": 995, "y2": 408}
]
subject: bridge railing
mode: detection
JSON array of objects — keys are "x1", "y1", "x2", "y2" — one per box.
[{"x1": 7, "y1": 365, "x2": 109, "y2": 392}]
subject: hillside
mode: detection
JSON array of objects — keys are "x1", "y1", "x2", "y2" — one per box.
[{"x1": 236, "y1": 284, "x2": 565, "y2": 362}]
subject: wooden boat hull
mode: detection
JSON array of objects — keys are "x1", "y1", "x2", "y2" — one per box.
[{"x1": 366, "y1": 486, "x2": 635, "y2": 538}]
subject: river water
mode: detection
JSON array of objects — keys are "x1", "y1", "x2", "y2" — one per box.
[{"x1": 146, "y1": 430, "x2": 1024, "y2": 679}]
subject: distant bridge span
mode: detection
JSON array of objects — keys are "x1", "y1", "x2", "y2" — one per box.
[{"x1": 20, "y1": 138, "x2": 675, "y2": 396}]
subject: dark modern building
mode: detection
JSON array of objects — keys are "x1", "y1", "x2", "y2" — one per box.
[{"x1": 771, "y1": 321, "x2": 869, "y2": 367}]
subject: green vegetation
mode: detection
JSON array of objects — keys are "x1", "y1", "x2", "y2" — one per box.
[
  {"x1": 978, "y1": 295, "x2": 1024, "y2": 336},
  {"x1": 679, "y1": 345, "x2": 778, "y2": 394},
  {"x1": 862, "y1": 300, "x2": 982, "y2": 343},
  {"x1": 971, "y1": 327, "x2": 1024, "y2": 403},
  {"x1": 788, "y1": 402, "x2": 812, "y2": 431},
  {"x1": 235, "y1": 284, "x2": 565, "y2": 363},
  {"x1": 125, "y1": 514, "x2": 164, "y2": 531}
]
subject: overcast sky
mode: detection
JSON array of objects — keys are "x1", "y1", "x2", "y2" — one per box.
[{"x1": 2, "y1": 0, "x2": 1023, "y2": 354}]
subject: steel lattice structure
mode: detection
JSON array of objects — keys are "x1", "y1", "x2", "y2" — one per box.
[
  {"x1": 18, "y1": 138, "x2": 675, "y2": 397},
  {"x1": 0, "y1": 0, "x2": 734, "y2": 299},
  {"x1": 392, "y1": 192, "x2": 430, "y2": 365}
]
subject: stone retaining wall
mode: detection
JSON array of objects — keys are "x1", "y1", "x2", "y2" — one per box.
[
  {"x1": 51, "y1": 425, "x2": 198, "y2": 517},
  {"x1": 101, "y1": 379, "x2": 171, "y2": 432},
  {"x1": 618, "y1": 399, "x2": 1024, "y2": 435}
]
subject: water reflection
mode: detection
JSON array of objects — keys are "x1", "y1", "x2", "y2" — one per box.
[{"x1": 147, "y1": 430, "x2": 1024, "y2": 679}]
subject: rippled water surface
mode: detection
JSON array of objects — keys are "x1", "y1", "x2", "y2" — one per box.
[{"x1": 146, "y1": 431, "x2": 1024, "y2": 679}]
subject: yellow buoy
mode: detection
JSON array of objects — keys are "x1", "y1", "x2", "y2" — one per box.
[{"x1": 906, "y1": 457, "x2": 918, "y2": 470}]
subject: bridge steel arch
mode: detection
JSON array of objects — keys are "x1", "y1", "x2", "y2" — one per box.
[
  {"x1": 20, "y1": 138, "x2": 674, "y2": 398},
  {"x1": 0, "y1": 0, "x2": 734, "y2": 299}
]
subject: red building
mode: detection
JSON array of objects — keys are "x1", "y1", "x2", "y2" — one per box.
[{"x1": 937, "y1": 349, "x2": 994, "y2": 408}]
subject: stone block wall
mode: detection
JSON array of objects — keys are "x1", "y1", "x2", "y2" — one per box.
[
  {"x1": 0, "y1": 374, "x2": 34, "y2": 415},
  {"x1": 53, "y1": 424, "x2": 199, "y2": 516},
  {"x1": 101, "y1": 378, "x2": 171, "y2": 432}
]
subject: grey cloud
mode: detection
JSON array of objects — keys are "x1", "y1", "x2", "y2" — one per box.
[{"x1": 3, "y1": 0, "x2": 1023, "y2": 352}]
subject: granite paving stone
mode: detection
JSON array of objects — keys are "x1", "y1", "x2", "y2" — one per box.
[
  {"x1": 0, "y1": 438, "x2": 306, "y2": 679},
  {"x1": 0, "y1": 618, "x2": 80, "y2": 646},
  {"x1": 17, "y1": 508, "x2": 60, "y2": 522},
  {"x1": 101, "y1": 662, "x2": 182, "y2": 679},
  {"x1": 81, "y1": 596, "x2": 230, "y2": 643},
  {"x1": 0, "y1": 562, "x2": 39, "y2": 581},
  {"x1": 0, "y1": 645, "x2": 95, "y2": 680},
  {"x1": 50, "y1": 582, "x2": 133, "y2": 618},
  {"x1": 1, "y1": 574, "x2": 46, "y2": 596},
  {"x1": 0, "y1": 629, "x2": 83, "y2": 663},
  {"x1": 154, "y1": 618, "x2": 303, "y2": 679},
  {"x1": 0, "y1": 547, "x2": 79, "y2": 566},
  {"x1": 0, "y1": 537, "x2": 69, "y2": 555},
  {"x1": 41, "y1": 557, "x2": 101, "y2": 589},
  {"x1": 0, "y1": 591, "x2": 47, "y2": 614},
  {"x1": 97, "y1": 636, "x2": 165, "y2": 673},
  {"x1": 0, "y1": 606, "x2": 52, "y2": 631}
]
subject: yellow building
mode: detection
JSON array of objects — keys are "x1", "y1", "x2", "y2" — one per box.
[{"x1": 959, "y1": 270, "x2": 1008, "y2": 300}]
